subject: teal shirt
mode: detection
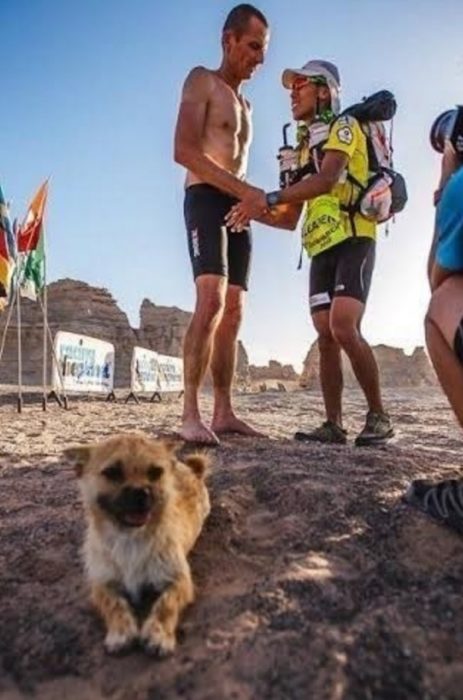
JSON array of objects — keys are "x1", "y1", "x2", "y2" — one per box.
[{"x1": 436, "y1": 165, "x2": 463, "y2": 271}]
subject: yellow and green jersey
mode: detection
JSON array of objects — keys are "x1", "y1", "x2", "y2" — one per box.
[{"x1": 300, "y1": 115, "x2": 376, "y2": 258}]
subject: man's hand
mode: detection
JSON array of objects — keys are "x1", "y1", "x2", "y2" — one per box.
[{"x1": 225, "y1": 187, "x2": 268, "y2": 231}]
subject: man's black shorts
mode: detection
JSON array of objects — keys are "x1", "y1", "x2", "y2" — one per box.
[
  {"x1": 309, "y1": 237, "x2": 376, "y2": 313},
  {"x1": 184, "y1": 184, "x2": 252, "y2": 291}
]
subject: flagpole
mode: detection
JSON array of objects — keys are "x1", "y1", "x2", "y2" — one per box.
[
  {"x1": 41, "y1": 226, "x2": 48, "y2": 412},
  {"x1": 16, "y1": 276, "x2": 23, "y2": 413},
  {"x1": 0, "y1": 291, "x2": 16, "y2": 365},
  {"x1": 16, "y1": 180, "x2": 49, "y2": 411}
]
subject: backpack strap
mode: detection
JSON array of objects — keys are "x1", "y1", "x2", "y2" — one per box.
[{"x1": 339, "y1": 172, "x2": 366, "y2": 237}]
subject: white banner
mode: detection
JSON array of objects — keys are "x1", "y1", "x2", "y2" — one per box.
[
  {"x1": 52, "y1": 331, "x2": 115, "y2": 394},
  {"x1": 131, "y1": 347, "x2": 161, "y2": 394},
  {"x1": 157, "y1": 354, "x2": 183, "y2": 393}
]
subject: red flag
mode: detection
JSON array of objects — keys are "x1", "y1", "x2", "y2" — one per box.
[{"x1": 17, "y1": 181, "x2": 48, "y2": 253}]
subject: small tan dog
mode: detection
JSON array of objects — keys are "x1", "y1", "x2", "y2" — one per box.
[{"x1": 65, "y1": 432, "x2": 210, "y2": 656}]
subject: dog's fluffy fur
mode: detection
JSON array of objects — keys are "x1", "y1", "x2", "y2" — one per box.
[{"x1": 65, "y1": 432, "x2": 210, "y2": 655}]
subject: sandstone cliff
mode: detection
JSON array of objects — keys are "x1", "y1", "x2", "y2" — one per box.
[
  {"x1": 300, "y1": 340, "x2": 437, "y2": 389},
  {"x1": 249, "y1": 360, "x2": 298, "y2": 382}
]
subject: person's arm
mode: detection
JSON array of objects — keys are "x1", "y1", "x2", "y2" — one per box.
[
  {"x1": 225, "y1": 150, "x2": 347, "y2": 230},
  {"x1": 257, "y1": 202, "x2": 303, "y2": 230},
  {"x1": 430, "y1": 261, "x2": 453, "y2": 291},
  {"x1": 174, "y1": 67, "x2": 266, "y2": 207},
  {"x1": 272, "y1": 151, "x2": 348, "y2": 205}
]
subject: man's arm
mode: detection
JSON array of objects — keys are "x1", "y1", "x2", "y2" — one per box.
[{"x1": 174, "y1": 67, "x2": 264, "y2": 204}]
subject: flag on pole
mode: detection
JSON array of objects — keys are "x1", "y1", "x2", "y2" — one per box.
[
  {"x1": 18, "y1": 181, "x2": 48, "y2": 302},
  {"x1": 0, "y1": 184, "x2": 16, "y2": 309},
  {"x1": 20, "y1": 233, "x2": 45, "y2": 301},
  {"x1": 17, "y1": 181, "x2": 48, "y2": 253}
]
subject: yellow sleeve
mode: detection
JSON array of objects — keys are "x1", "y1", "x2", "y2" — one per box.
[{"x1": 323, "y1": 116, "x2": 359, "y2": 160}]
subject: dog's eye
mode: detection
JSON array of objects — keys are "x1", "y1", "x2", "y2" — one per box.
[
  {"x1": 102, "y1": 462, "x2": 125, "y2": 482},
  {"x1": 147, "y1": 465, "x2": 163, "y2": 481}
]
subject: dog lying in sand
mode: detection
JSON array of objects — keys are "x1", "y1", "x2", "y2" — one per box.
[{"x1": 65, "y1": 432, "x2": 210, "y2": 655}]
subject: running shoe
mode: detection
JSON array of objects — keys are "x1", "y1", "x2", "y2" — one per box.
[
  {"x1": 294, "y1": 421, "x2": 347, "y2": 445},
  {"x1": 355, "y1": 411, "x2": 394, "y2": 446},
  {"x1": 404, "y1": 478, "x2": 463, "y2": 535}
]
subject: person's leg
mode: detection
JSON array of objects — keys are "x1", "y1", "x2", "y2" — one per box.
[
  {"x1": 312, "y1": 309, "x2": 343, "y2": 426},
  {"x1": 181, "y1": 274, "x2": 226, "y2": 444},
  {"x1": 182, "y1": 185, "x2": 233, "y2": 444},
  {"x1": 425, "y1": 274, "x2": 463, "y2": 427},
  {"x1": 406, "y1": 281, "x2": 463, "y2": 530},
  {"x1": 209, "y1": 220, "x2": 263, "y2": 437},
  {"x1": 294, "y1": 250, "x2": 347, "y2": 444},
  {"x1": 209, "y1": 285, "x2": 263, "y2": 436},
  {"x1": 330, "y1": 296, "x2": 393, "y2": 445},
  {"x1": 330, "y1": 296, "x2": 383, "y2": 414}
]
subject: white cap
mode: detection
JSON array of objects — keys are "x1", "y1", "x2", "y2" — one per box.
[{"x1": 281, "y1": 59, "x2": 341, "y2": 115}]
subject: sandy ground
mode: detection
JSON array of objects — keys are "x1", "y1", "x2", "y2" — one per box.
[{"x1": 1, "y1": 386, "x2": 462, "y2": 700}]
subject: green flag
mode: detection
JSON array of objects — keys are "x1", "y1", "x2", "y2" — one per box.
[
  {"x1": 19, "y1": 181, "x2": 48, "y2": 302},
  {"x1": 20, "y1": 230, "x2": 45, "y2": 301}
]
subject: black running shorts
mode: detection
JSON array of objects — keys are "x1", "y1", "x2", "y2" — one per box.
[
  {"x1": 309, "y1": 237, "x2": 376, "y2": 313},
  {"x1": 454, "y1": 320, "x2": 463, "y2": 366},
  {"x1": 184, "y1": 184, "x2": 252, "y2": 291}
]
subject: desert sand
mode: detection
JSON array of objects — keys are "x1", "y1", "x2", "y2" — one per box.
[{"x1": 0, "y1": 386, "x2": 462, "y2": 700}]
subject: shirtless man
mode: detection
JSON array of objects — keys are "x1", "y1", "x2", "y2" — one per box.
[{"x1": 174, "y1": 4, "x2": 269, "y2": 445}]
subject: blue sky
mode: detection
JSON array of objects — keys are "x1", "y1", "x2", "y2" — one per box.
[{"x1": 2, "y1": 0, "x2": 463, "y2": 370}]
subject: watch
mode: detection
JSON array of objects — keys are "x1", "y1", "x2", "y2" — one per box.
[{"x1": 265, "y1": 190, "x2": 282, "y2": 207}]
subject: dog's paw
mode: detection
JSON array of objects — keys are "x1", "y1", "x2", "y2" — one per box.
[
  {"x1": 104, "y1": 617, "x2": 139, "y2": 655},
  {"x1": 140, "y1": 620, "x2": 176, "y2": 657},
  {"x1": 104, "y1": 629, "x2": 138, "y2": 655}
]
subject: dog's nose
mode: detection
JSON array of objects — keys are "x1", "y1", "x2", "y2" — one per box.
[{"x1": 121, "y1": 486, "x2": 152, "y2": 512}]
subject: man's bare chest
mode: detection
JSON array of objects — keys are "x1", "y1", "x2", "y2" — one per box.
[{"x1": 207, "y1": 85, "x2": 251, "y2": 141}]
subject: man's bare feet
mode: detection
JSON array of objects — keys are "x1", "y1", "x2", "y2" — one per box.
[
  {"x1": 179, "y1": 419, "x2": 220, "y2": 446},
  {"x1": 211, "y1": 414, "x2": 266, "y2": 437}
]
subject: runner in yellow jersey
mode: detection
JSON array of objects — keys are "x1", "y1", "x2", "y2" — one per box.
[{"x1": 226, "y1": 59, "x2": 393, "y2": 446}]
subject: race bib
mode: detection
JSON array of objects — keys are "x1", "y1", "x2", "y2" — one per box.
[{"x1": 302, "y1": 195, "x2": 349, "y2": 257}]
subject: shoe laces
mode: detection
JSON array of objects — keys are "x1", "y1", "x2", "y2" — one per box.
[
  {"x1": 424, "y1": 480, "x2": 463, "y2": 519},
  {"x1": 365, "y1": 412, "x2": 381, "y2": 429}
]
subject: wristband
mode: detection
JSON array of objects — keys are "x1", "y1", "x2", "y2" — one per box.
[{"x1": 266, "y1": 190, "x2": 282, "y2": 207}]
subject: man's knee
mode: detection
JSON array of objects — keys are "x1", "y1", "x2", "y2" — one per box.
[
  {"x1": 194, "y1": 289, "x2": 225, "y2": 332},
  {"x1": 330, "y1": 317, "x2": 359, "y2": 348}
]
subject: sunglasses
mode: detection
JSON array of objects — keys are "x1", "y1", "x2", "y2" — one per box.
[{"x1": 291, "y1": 76, "x2": 327, "y2": 91}]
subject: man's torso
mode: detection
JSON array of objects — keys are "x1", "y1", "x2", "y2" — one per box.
[{"x1": 185, "y1": 68, "x2": 252, "y2": 188}]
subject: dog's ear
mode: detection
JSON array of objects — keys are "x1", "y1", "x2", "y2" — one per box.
[
  {"x1": 184, "y1": 452, "x2": 210, "y2": 479},
  {"x1": 63, "y1": 445, "x2": 93, "y2": 478}
]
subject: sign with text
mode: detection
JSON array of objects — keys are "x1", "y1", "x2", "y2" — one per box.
[
  {"x1": 52, "y1": 331, "x2": 115, "y2": 394},
  {"x1": 157, "y1": 353, "x2": 183, "y2": 393},
  {"x1": 131, "y1": 346, "x2": 161, "y2": 394}
]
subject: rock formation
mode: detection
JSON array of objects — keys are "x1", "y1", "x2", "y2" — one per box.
[
  {"x1": 249, "y1": 360, "x2": 298, "y2": 382},
  {"x1": 0, "y1": 279, "x2": 435, "y2": 391},
  {"x1": 137, "y1": 299, "x2": 191, "y2": 357},
  {"x1": 300, "y1": 340, "x2": 437, "y2": 389},
  {"x1": 0, "y1": 279, "x2": 250, "y2": 389}
]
